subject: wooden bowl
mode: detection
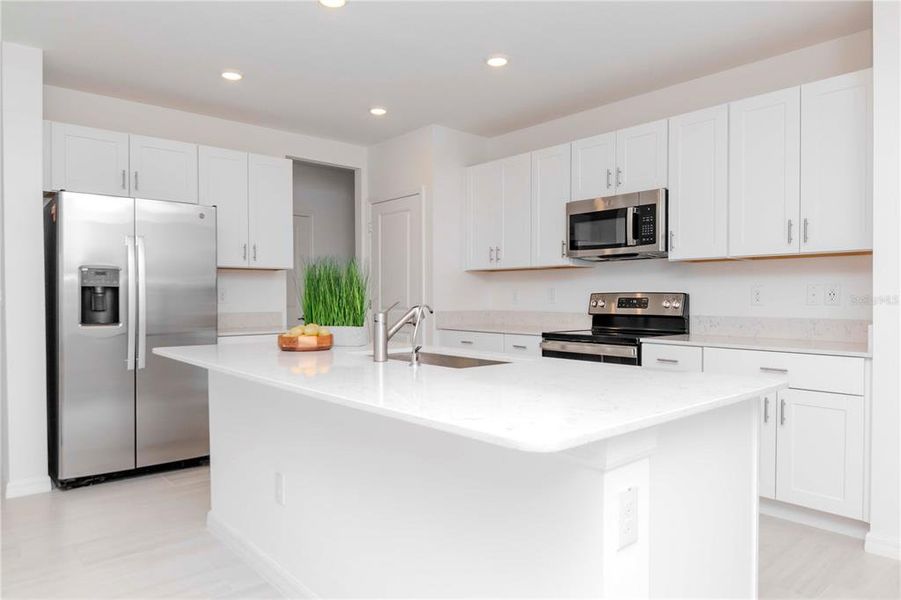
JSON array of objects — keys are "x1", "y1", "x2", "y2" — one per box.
[{"x1": 278, "y1": 333, "x2": 333, "y2": 352}]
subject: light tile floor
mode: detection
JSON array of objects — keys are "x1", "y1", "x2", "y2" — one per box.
[{"x1": 2, "y1": 466, "x2": 898, "y2": 599}]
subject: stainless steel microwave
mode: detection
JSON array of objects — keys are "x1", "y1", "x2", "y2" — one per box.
[{"x1": 565, "y1": 188, "x2": 668, "y2": 261}]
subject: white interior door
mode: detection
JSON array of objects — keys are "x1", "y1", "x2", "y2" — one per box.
[
  {"x1": 287, "y1": 215, "x2": 314, "y2": 326},
  {"x1": 370, "y1": 194, "x2": 423, "y2": 342}
]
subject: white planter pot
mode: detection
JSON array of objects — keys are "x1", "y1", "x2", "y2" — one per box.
[{"x1": 329, "y1": 325, "x2": 369, "y2": 347}]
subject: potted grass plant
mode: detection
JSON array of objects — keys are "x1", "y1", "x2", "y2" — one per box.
[{"x1": 301, "y1": 258, "x2": 370, "y2": 347}]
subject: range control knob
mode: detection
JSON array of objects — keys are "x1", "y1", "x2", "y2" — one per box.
[
  {"x1": 591, "y1": 300, "x2": 598, "y2": 307},
  {"x1": 598, "y1": 299, "x2": 606, "y2": 308},
  {"x1": 672, "y1": 300, "x2": 682, "y2": 309},
  {"x1": 662, "y1": 300, "x2": 672, "y2": 309}
]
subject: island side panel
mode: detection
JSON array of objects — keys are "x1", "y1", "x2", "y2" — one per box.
[
  {"x1": 206, "y1": 371, "x2": 611, "y2": 598},
  {"x1": 648, "y1": 398, "x2": 759, "y2": 598}
]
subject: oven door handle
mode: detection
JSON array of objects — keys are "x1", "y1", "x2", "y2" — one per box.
[
  {"x1": 540, "y1": 340, "x2": 637, "y2": 359},
  {"x1": 625, "y1": 206, "x2": 638, "y2": 247}
]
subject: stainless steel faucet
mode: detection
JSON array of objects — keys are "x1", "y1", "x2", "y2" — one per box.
[{"x1": 373, "y1": 302, "x2": 433, "y2": 363}]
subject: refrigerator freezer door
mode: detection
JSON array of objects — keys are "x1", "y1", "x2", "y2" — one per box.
[
  {"x1": 56, "y1": 192, "x2": 136, "y2": 479},
  {"x1": 135, "y1": 198, "x2": 217, "y2": 467}
]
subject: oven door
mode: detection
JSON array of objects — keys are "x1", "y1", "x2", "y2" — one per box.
[{"x1": 540, "y1": 340, "x2": 639, "y2": 365}]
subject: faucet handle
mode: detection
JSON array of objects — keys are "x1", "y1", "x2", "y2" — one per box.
[{"x1": 377, "y1": 301, "x2": 400, "y2": 318}]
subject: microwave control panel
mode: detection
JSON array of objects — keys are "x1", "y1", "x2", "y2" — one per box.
[{"x1": 635, "y1": 204, "x2": 657, "y2": 245}]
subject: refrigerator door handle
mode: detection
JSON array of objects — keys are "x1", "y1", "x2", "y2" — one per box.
[
  {"x1": 137, "y1": 235, "x2": 148, "y2": 370},
  {"x1": 126, "y1": 236, "x2": 137, "y2": 370}
]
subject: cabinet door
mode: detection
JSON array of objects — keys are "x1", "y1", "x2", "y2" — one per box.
[
  {"x1": 775, "y1": 389, "x2": 864, "y2": 519},
  {"x1": 667, "y1": 105, "x2": 729, "y2": 260},
  {"x1": 199, "y1": 146, "x2": 249, "y2": 267},
  {"x1": 530, "y1": 144, "x2": 571, "y2": 267},
  {"x1": 468, "y1": 161, "x2": 503, "y2": 269},
  {"x1": 130, "y1": 134, "x2": 198, "y2": 203},
  {"x1": 800, "y1": 69, "x2": 872, "y2": 254},
  {"x1": 729, "y1": 87, "x2": 800, "y2": 257},
  {"x1": 614, "y1": 119, "x2": 668, "y2": 194},
  {"x1": 50, "y1": 122, "x2": 130, "y2": 196},
  {"x1": 499, "y1": 153, "x2": 532, "y2": 269},
  {"x1": 759, "y1": 394, "x2": 778, "y2": 500},
  {"x1": 248, "y1": 154, "x2": 293, "y2": 269},
  {"x1": 571, "y1": 132, "x2": 616, "y2": 201}
]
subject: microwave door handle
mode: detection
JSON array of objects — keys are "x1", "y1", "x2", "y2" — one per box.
[{"x1": 625, "y1": 207, "x2": 638, "y2": 246}]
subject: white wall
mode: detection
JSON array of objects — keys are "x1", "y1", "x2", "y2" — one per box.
[
  {"x1": 293, "y1": 161, "x2": 355, "y2": 260},
  {"x1": 1, "y1": 43, "x2": 51, "y2": 498},
  {"x1": 866, "y1": 2, "x2": 900, "y2": 560}
]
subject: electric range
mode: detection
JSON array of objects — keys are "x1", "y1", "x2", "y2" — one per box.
[{"x1": 541, "y1": 292, "x2": 689, "y2": 365}]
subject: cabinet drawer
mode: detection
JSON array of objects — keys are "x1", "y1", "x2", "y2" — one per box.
[
  {"x1": 503, "y1": 334, "x2": 541, "y2": 357},
  {"x1": 704, "y1": 347, "x2": 864, "y2": 395},
  {"x1": 641, "y1": 344, "x2": 703, "y2": 372},
  {"x1": 437, "y1": 330, "x2": 505, "y2": 353}
]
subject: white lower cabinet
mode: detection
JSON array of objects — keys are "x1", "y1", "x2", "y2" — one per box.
[
  {"x1": 640, "y1": 343, "x2": 702, "y2": 371},
  {"x1": 437, "y1": 330, "x2": 505, "y2": 353},
  {"x1": 503, "y1": 334, "x2": 541, "y2": 358},
  {"x1": 775, "y1": 389, "x2": 864, "y2": 519},
  {"x1": 703, "y1": 346, "x2": 866, "y2": 519}
]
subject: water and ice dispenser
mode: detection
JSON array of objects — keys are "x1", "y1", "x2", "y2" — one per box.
[{"x1": 79, "y1": 266, "x2": 120, "y2": 326}]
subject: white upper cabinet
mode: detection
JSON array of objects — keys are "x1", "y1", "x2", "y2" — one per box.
[
  {"x1": 570, "y1": 132, "x2": 616, "y2": 200},
  {"x1": 531, "y1": 144, "x2": 572, "y2": 267},
  {"x1": 775, "y1": 389, "x2": 864, "y2": 520},
  {"x1": 667, "y1": 105, "x2": 729, "y2": 260},
  {"x1": 499, "y1": 153, "x2": 532, "y2": 269},
  {"x1": 468, "y1": 160, "x2": 504, "y2": 269},
  {"x1": 199, "y1": 146, "x2": 249, "y2": 268},
  {"x1": 49, "y1": 122, "x2": 130, "y2": 197},
  {"x1": 248, "y1": 154, "x2": 293, "y2": 269},
  {"x1": 728, "y1": 87, "x2": 801, "y2": 257},
  {"x1": 130, "y1": 134, "x2": 198, "y2": 204},
  {"x1": 614, "y1": 119, "x2": 668, "y2": 194},
  {"x1": 800, "y1": 69, "x2": 873, "y2": 254}
]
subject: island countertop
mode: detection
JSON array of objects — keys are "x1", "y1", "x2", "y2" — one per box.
[{"x1": 155, "y1": 342, "x2": 786, "y2": 454}]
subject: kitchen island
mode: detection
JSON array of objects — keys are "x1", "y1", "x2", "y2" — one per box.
[{"x1": 156, "y1": 342, "x2": 785, "y2": 599}]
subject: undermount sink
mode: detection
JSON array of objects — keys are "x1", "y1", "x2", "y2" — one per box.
[{"x1": 385, "y1": 352, "x2": 508, "y2": 369}]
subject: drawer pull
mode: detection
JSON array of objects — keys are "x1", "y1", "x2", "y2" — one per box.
[
  {"x1": 656, "y1": 358, "x2": 679, "y2": 364},
  {"x1": 512, "y1": 344, "x2": 527, "y2": 350},
  {"x1": 760, "y1": 367, "x2": 788, "y2": 374},
  {"x1": 460, "y1": 340, "x2": 474, "y2": 345}
]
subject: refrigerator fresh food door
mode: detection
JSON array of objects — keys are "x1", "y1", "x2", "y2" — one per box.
[
  {"x1": 56, "y1": 192, "x2": 136, "y2": 479},
  {"x1": 135, "y1": 198, "x2": 217, "y2": 467}
]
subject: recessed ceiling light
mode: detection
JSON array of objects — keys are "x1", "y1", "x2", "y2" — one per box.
[
  {"x1": 319, "y1": 0, "x2": 346, "y2": 7},
  {"x1": 221, "y1": 70, "x2": 243, "y2": 81},
  {"x1": 370, "y1": 107, "x2": 387, "y2": 116},
  {"x1": 486, "y1": 55, "x2": 509, "y2": 68}
]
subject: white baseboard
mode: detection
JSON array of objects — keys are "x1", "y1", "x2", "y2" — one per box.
[
  {"x1": 4, "y1": 475, "x2": 52, "y2": 499},
  {"x1": 865, "y1": 531, "x2": 901, "y2": 560},
  {"x1": 759, "y1": 498, "x2": 869, "y2": 540},
  {"x1": 206, "y1": 511, "x2": 318, "y2": 599}
]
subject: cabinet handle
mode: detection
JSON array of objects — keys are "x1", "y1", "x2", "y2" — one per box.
[
  {"x1": 763, "y1": 397, "x2": 770, "y2": 424},
  {"x1": 512, "y1": 344, "x2": 527, "y2": 350},
  {"x1": 787, "y1": 219, "x2": 793, "y2": 245},
  {"x1": 495, "y1": 246, "x2": 501, "y2": 262},
  {"x1": 780, "y1": 398, "x2": 786, "y2": 426},
  {"x1": 253, "y1": 244, "x2": 257, "y2": 262},
  {"x1": 760, "y1": 366, "x2": 788, "y2": 374},
  {"x1": 656, "y1": 358, "x2": 679, "y2": 364},
  {"x1": 243, "y1": 244, "x2": 247, "y2": 261},
  {"x1": 669, "y1": 230, "x2": 675, "y2": 251},
  {"x1": 561, "y1": 240, "x2": 566, "y2": 258},
  {"x1": 121, "y1": 169, "x2": 127, "y2": 190},
  {"x1": 134, "y1": 171, "x2": 139, "y2": 190},
  {"x1": 489, "y1": 247, "x2": 495, "y2": 263},
  {"x1": 460, "y1": 340, "x2": 474, "y2": 345},
  {"x1": 606, "y1": 168, "x2": 612, "y2": 189},
  {"x1": 616, "y1": 167, "x2": 623, "y2": 187},
  {"x1": 803, "y1": 218, "x2": 809, "y2": 244}
]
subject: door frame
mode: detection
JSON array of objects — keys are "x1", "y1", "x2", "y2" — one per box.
[{"x1": 287, "y1": 212, "x2": 314, "y2": 325}]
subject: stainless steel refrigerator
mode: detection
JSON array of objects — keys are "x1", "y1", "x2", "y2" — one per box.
[{"x1": 44, "y1": 191, "x2": 217, "y2": 487}]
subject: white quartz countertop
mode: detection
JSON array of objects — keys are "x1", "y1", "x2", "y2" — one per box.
[
  {"x1": 155, "y1": 343, "x2": 786, "y2": 454},
  {"x1": 641, "y1": 334, "x2": 871, "y2": 358}
]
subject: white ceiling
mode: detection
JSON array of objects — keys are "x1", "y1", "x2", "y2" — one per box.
[{"x1": 3, "y1": 1, "x2": 871, "y2": 145}]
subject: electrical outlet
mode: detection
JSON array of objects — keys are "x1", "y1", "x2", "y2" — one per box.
[
  {"x1": 618, "y1": 487, "x2": 639, "y2": 550},
  {"x1": 750, "y1": 285, "x2": 763, "y2": 306},
  {"x1": 275, "y1": 472, "x2": 287, "y2": 506},
  {"x1": 547, "y1": 287, "x2": 557, "y2": 304},
  {"x1": 218, "y1": 289, "x2": 227, "y2": 303},
  {"x1": 512, "y1": 290, "x2": 519, "y2": 305},
  {"x1": 825, "y1": 284, "x2": 841, "y2": 306},
  {"x1": 806, "y1": 284, "x2": 822, "y2": 306}
]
